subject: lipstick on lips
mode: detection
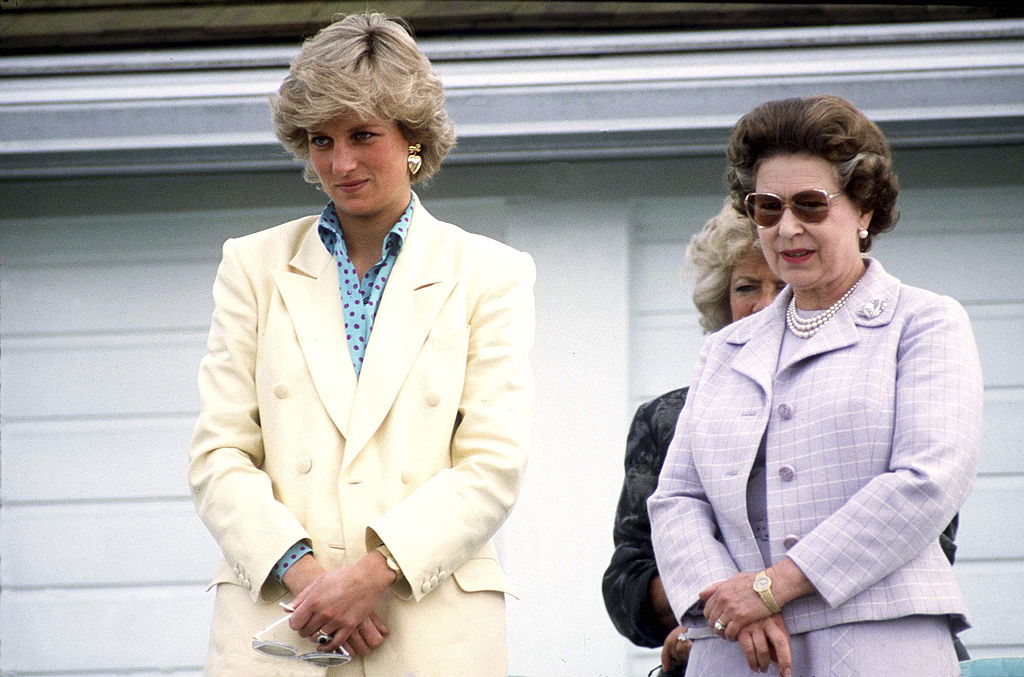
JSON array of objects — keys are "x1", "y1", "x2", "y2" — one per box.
[
  {"x1": 338, "y1": 179, "x2": 368, "y2": 192},
  {"x1": 781, "y1": 249, "x2": 814, "y2": 264}
]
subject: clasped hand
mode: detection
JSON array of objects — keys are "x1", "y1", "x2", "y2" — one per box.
[
  {"x1": 700, "y1": 573, "x2": 792, "y2": 676},
  {"x1": 283, "y1": 552, "x2": 395, "y2": 657}
]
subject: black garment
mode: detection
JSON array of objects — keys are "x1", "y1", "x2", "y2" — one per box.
[
  {"x1": 602, "y1": 388, "x2": 968, "y2": 673},
  {"x1": 602, "y1": 388, "x2": 688, "y2": 676}
]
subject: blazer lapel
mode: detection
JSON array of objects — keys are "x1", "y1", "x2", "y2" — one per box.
[
  {"x1": 273, "y1": 224, "x2": 357, "y2": 439},
  {"x1": 729, "y1": 297, "x2": 786, "y2": 395},
  {"x1": 777, "y1": 258, "x2": 897, "y2": 373},
  {"x1": 343, "y1": 209, "x2": 458, "y2": 470}
]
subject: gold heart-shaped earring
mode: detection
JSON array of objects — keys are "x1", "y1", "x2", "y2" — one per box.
[{"x1": 407, "y1": 144, "x2": 422, "y2": 175}]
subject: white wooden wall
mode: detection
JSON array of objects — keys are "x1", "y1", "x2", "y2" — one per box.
[{"x1": 1, "y1": 145, "x2": 1021, "y2": 676}]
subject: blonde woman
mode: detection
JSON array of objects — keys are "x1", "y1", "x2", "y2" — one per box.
[
  {"x1": 603, "y1": 201, "x2": 784, "y2": 676},
  {"x1": 189, "y1": 13, "x2": 534, "y2": 676}
]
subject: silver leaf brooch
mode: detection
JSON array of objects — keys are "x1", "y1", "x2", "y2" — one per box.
[{"x1": 857, "y1": 298, "x2": 886, "y2": 319}]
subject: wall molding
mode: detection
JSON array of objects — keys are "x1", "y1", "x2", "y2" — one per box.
[{"x1": 2, "y1": 19, "x2": 1023, "y2": 177}]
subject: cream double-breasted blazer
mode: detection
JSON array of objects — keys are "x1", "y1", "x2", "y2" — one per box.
[{"x1": 189, "y1": 203, "x2": 535, "y2": 676}]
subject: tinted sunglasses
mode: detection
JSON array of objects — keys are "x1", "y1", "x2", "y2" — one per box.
[
  {"x1": 252, "y1": 613, "x2": 352, "y2": 667},
  {"x1": 744, "y1": 189, "x2": 844, "y2": 229}
]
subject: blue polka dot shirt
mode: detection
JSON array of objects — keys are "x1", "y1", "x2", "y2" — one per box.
[
  {"x1": 316, "y1": 194, "x2": 414, "y2": 377},
  {"x1": 271, "y1": 194, "x2": 414, "y2": 585}
]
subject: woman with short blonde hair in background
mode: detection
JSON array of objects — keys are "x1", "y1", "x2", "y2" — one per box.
[{"x1": 604, "y1": 200, "x2": 785, "y2": 676}]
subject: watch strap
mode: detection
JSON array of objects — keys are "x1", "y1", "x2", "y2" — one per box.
[{"x1": 754, "y1": 570, "x2": 782, "y2": 614}]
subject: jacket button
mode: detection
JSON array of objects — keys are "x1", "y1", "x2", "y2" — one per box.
[
  {"x1": 273, "y1": 383, "x2": 290, "y2": 399},
  {"x1": 777, "y1": 403, "x2": 793, "y2": 419},
  {"x1": 778, "y1": 465, "x2": 796, "y2": 482},
  {"x1": 297, "y1": 456, "x2": 312, "y2": 474},
  {"x1": 783, "y1": 534, "x2": 800, "y2": 549},
  {"x1": 425, "y1": 391, "x2": 441, "y2": 407}
]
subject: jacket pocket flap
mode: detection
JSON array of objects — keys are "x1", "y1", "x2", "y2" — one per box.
[
  {"x1": 205, "y1": 560, "x2": 239, "y2": 592},
  {"x1": 452, "y1": 557, "x2": 517, "y2": 598}
]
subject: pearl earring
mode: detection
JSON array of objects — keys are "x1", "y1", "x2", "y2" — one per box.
[{"x1": 858, "y1": 228, "x2": 869, "y2": 239}]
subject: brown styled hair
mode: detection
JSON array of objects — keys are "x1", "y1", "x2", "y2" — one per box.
[{"x1": 725, "y1": 95, "x2": 899, "y2": 252}]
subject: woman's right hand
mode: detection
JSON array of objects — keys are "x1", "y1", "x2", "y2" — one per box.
[
  {"x1": 285, "y1": 551, "x2": 393, "y2": 656},
  {"x1": 736, "y1": 614, "x2": 792, "y2": 677},
  {"x1": 661, "y1": 625, "x2": 691, "y2": 672}
]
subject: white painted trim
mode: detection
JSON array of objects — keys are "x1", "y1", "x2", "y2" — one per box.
[{"x1": 2, "y1": 19, "x2": 1023, "y2": 176}]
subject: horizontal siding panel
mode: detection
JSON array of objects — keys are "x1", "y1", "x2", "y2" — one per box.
[
  {"x1": 632, "y1": 241, "x2": 692, "y2": 315},
  {"x1": 878, "y1": 233, "x2": 1024, "y2": 304},
  {"x1": 1, "y1": 333, "x2": 206, "y2": 419},
  {"x1": 1, "y1": 259, "x2": 217, "y2": 336},
  {"x1": 55, "y1": 672, "x2": 202, "y2": 677},
  {"x1": 961, "y1": 646, "x2": 1024, "y2": 660},
  {"x1": 980, "y1": 388, "x2": 1024, "y2": 475},
  {"x1": 955, "y1": 560, "x2": 1024, "y2": 649},
  {"x1": 885, "y1": 183, "x2": 1019, "y2": 235},
  {"x1": 957, "y1": 476, "x2": 1024, "y2": 561},
  {"x1": 0, "y1": 206, "x2": 311, "y2": 264},
  {"x1": 0, "y1": 199, "x2": 505, "y2": 267},
  {"x1": 631, "y1": 313, "x2": 704, "y2": 400},
  {"x1": 630, "y1": 193, "x2": 726, "y2": 242},
  {"x1": 0, "y1": 586, "x2": 211, "y2": 672},
  {"x1": 967, "y1": 304, "x2": 1024, "y2": 388},
  {"x1": 1, "y1": 417, "x2": 194, "y2": 502},
  {"x1": 1, "y1": 500, "x2": 220, "y2": 588}
]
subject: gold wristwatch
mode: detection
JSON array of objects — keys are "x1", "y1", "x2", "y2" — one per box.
[{"x1": 753, "y1": 570, "x2": 781, "y2": 614}]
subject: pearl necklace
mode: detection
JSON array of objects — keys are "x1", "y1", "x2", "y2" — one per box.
[{"x1": 786, "y1": 281, "x2": 861, "y2": 339}]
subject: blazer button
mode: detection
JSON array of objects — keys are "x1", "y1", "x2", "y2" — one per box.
[
  {"x1": 297, "y1": 456, "x2": 312, "y2": 474},
  {"x1": 777, "y1": 403, "x2": 794, "y2": 419},
  {"x1": 273, "y1": 383, "x2": 290, "y2": 399},
  {"x1": 778, "y1": 465, "x2": 796, "y2": 482},
  {"x1": 425, "y1": 391, "x2": 441, "y2": 407},
  {"x1": 783, "y1": 534, "x2": 800, "y2": 549}
]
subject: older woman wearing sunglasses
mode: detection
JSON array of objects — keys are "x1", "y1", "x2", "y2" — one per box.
[{"x1": 650, "y1": 95, "x2": 982, "y2": 676}]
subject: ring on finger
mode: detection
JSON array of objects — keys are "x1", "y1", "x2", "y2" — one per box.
[
  {"x1": 315, "y1": 629, "x2": 332, "y2": 645},
  {"x1": 714, "y1": 618, "x2": 726, "y2": 632},
  {"x1": 678, "y1": 631, "x2": 690, "y2": 643}
]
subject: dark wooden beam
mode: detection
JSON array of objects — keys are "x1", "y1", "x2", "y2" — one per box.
[{"x1": 1, "y1": 1, "x2": 1020, "y2": 53}]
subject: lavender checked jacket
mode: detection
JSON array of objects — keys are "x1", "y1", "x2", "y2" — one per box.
[{"x1": 649, "y1": 258, "x2": 983, "y2": 640}]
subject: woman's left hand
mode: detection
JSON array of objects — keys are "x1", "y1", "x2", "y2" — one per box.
[
  {"x1": 287, "y1": 551, "x2": 395, "y2": 654},
  {"x1": 699, "y1": 572, "x2": 772, "y2": 640}
]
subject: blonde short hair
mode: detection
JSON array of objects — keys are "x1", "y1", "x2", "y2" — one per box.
[
  {"x1": 271, "y1": 12, "x2": 456, "y2": 184},
  {"x1": 686, "y1": 198, "x2": 763, "y2": 333}
]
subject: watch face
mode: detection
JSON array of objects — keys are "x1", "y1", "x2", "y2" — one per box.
[{"x1": 754, "y1": 576, "x2": 770, "y2": 592}]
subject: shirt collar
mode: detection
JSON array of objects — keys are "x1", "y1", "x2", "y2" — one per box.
[{"x1": 317, "y1": 192, "x2": 416, "y2": 258}]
